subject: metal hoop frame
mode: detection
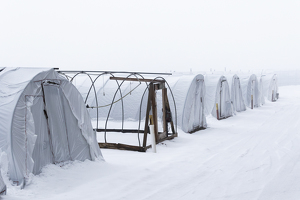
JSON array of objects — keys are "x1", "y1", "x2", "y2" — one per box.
[{"x1": 57, "y1": 70, "x2": 177, "y2": 152}]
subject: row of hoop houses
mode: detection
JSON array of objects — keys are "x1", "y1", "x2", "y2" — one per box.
[
  {"x1": 0, "y1": 67, "x2": 278, "y2": 192},
  {"x1": 69, "y1": 71, "x2": 278, "y2": 134},
  {"x1": 169, "y1": 72, "x2": 278, "y2": 132}
]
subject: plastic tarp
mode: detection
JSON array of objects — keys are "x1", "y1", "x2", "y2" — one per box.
[
  {"x1": 238, "y1": 74, "x2": 260, "y2": 108},
  {"x1": 262, "y1": 74, "x2": 278, "y2": 101},
  {"x1": 163, "y1": 74, "x2": 207, "y2": 133},
  {"x1": 204, "y1": 75, "x2": 232, "y2": 119},
  {"x1": 0, "y1": 67, "x2": 102, "y2": 185},
  {"x1": 224, "y1": 74, "x2": 246, "y2": 113}
]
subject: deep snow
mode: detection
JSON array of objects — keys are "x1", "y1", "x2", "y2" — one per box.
[{"x1": 2, "y1": 85, "x2": 300, "y2": 200}]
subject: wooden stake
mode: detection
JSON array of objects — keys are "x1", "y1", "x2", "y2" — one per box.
[{"x1": 151, "y1": 84, "x2": 159, "y2": 143}]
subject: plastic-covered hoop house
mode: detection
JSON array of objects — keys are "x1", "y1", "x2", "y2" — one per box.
[
  {"x1": 224, "y1": 74, "x2": 246, "y2": 113},
  {"x1": 239, "y1": 74, "x2": 260, "y2": 108},
  {"x1": 256, "y1": 74, "x2": 265, "y2": 105},
  {"x1": 164, "y1": 74, "x2": 207, "y2": 133},
  {"x1": 204, "y1": 75, "x2": 232, "y2": 119},
  {"x1": 0, "y1": 68, "x2": 102, "y2": 186},
  {"x1": 262, "y1": 74, "x2": 279, "y2": 102}
]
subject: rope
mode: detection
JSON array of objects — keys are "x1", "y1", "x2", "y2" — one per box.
[{"x1": 87, "y1": 82, "x2": 141, "y2": 108}]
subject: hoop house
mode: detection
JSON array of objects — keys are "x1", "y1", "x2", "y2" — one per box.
[
  {"x1": 238, "y1": 74, "x2": 260, "y2": 108},
  {"x1": 163, "y1": 74, "x2": 206, "y2": 133},
  {"x1": 224, "y1": 74, "x2": 246, "y2": 113},
  {"x1": 204, "y1": 75, "x2": 232, "y2": 119},
  {"x1": 0, "y1": 68, "x2": 102, "y2": 186},
  {"x1": 262, "y1": 74, "x2": 279, "y2": 101}
]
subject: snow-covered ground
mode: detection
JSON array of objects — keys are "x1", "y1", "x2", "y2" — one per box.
[{"x1": 2, "y1": 85, "x2": 300, "y2": 200}]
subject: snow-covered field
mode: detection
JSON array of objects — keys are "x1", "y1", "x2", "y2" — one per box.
[{"x1": 2, "y1": 85, "x2": 300, "y2": 200}]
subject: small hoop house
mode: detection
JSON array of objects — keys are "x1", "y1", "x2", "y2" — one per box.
[
  {"x1": 164, "y1": 74, "x2": 207, "y2": 133},
  {"x1": 239, "y1": 74, "x2": 260, "y2": 109},
  {"x1": 0, "y1": 68, "x2": 102, "y2": 185},
  {"x1": 204, "y1": 75, "x2": 232, "y2": 119},
  {"x1": 262, "y1": 74, "x2": 279, "y2": 102},
  {"x1": 224, "y1": 74, "x2": 246, "y2": 113}
]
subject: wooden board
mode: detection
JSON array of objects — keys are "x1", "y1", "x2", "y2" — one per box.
[
  {"x1": 110, "y1": 77, "x2": 165, "y2": 83},
  {"x1": 99, "y1": 143, "x2": 151, "y2": 152},
  {"x1": 95, "y1": 129, "x2": 146, "y2": 133}
]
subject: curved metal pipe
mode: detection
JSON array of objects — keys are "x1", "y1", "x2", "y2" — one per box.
[
  {"x1": 68, "y1": 72, "x2": 100, "y2": 129},
  {"x1": 104, "y1": 73, "x2": 141, "y2": 143}
]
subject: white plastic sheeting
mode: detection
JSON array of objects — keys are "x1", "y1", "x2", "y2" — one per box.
[
  {"x1": 262, "y1": 74, "x2": 279, "y2": 101},
  {"x1": 164, "y1": 74, "x2": 207, "y2": 133},
  {"x1": 0, "y1": 68, "x2": 102, "y2": 186},
  {"x1": 0, "y1": 168, "x2": 6, "y2": 195},
  {"x1": 204, "y1": 75, "x2": 232, "y2": 119},
  {"x1": 256, "y1": 74, "x2": 265, "y2": 105},
  {"x1": 238, "y1": 74, "x2": 261, "y2": 108},
  {"x1": 224, "y1": 74, "x2": 246, "y2": 113}
]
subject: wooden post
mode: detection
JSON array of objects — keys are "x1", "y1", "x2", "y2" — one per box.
[
  {"x1": 272, "y1": 90, "x2": 274, "y2": 102},
  {"x1": 216, "y1": 103, "x2": 219, "y2": 120},
  {"x1": 251, "y1": 95, "x2": 253, "y2": 109},
  {"x1": 143, "y1": 83, "x2": 153, "y2": 148},
  {"x1": 162, "y1": 87, "x2": 167, "y2": 137},
  {"x1": 151, "y1": 84, "x2": 159, "y2": 143}
]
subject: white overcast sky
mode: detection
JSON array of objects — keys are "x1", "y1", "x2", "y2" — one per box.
[{"x1": 0, "y1": 0, "x2": 299, "y2": 73}]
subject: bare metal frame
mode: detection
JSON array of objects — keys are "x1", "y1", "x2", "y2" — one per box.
[{"x1": 57, "y1": 70, "x2": 177, "y2": 152}]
